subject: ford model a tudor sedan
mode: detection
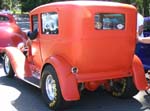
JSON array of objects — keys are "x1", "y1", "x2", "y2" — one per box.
[
  {"x1": 3, "y1": 1, "x2": 150, "y2": 110},
  {"x1": 0, "y1": 13, "x2": 27, "y2": 55}
]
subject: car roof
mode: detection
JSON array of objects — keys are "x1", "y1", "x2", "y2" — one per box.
[
  {"x1": 31, "y1": 1, "x2": 135, "y2": 13},
  {"x1": 0, "y1": 13, "x2": 13, "y2": 17},
  {"x1": 0, "y1": 13, "x2": 16, "y2": 23}
]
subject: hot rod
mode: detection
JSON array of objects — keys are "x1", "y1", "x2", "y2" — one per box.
[{"x1": 3, "y1": 1, "x2": 150, "y2": 110}]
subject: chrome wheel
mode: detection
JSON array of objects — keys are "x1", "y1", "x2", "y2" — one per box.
[
  {"x1": 3, "y1": 54, "x2": 14, "y2": 78},
  {"x1": 42, "y1": 65, "x2": 69, "y2": 110},
  {"x1": 4, "y1": 55, "x2": 10, "y2": 75},
  {"x1": 45, "y1": 74, "x2": 56, "y2": 101}
]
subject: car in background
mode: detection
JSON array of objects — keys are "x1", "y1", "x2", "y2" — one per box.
[
  {"x1": 0, "y1": 13, "x2": 27, "y2": 56},
  {"x1": 136, "y1": 16, "x2": 150, "y2": 71},
  {"x1": 14, "y1": 14, "x2": 30, "y2": 32}
]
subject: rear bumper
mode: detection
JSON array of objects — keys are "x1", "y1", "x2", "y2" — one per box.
[{"x1": 76, "y1": 70, "x2": 132, "y2": 82}]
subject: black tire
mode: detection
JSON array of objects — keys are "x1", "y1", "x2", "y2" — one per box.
[
  {"x1": 41, "y1": 65, "x2": 70, "y2": 110},
  {"x1": 3, "y1": 54, "x2": 14, "y2": 78},
  {"x1": 145, "y1": 69, "x2": 148, "y2": 73},
  {"x1": 108, "y1": 77, "x2": 138, "y2": 98}
]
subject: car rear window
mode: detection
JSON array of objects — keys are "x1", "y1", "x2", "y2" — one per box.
[
  {"x1": 95, "y1": 13, "x2": 125, "y2": 30},
  {"x1": 0, "y1": 15, "x2": 9, "y2": 22}
]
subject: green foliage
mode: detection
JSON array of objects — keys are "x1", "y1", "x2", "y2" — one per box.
[
  {"x1": 1, "y1": 0, "x2": 21, "y2": 13},
  {"x1": 21, "y1": 0, "x2": 54, "y2": 12},
  {"x1": 1, "y1": 0, "x2": 54, "y2": 13},
  {"x1": 114, "y1": 0, "x2": 149, "y2": 16},
  {"x1": 21, "y1": 0, "x2": 37, "y2": 12},
  {"x1": 1, "y1": 0, "x2": 150, "y2": 16}
]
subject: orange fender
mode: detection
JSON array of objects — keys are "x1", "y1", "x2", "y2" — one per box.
[
  {"x1": 4, "y1": 47, "x2": 32, "y2": 78},
  {"x1": 43, "y1": 56, "x2": 80, "y2": 101},
  {"x1": 132, "y1": 55, "x2": 148, "y2": 90}
]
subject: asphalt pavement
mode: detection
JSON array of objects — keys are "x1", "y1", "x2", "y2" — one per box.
[{"x1": 0, "y1": 58, "x2": 150, "y2": 111}]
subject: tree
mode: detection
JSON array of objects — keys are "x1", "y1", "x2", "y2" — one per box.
[
  {"x1": 1, "y1": 0, "x2": 21, "y2": 13},
  {"x1": 21, "y1": 0, "x2": 54, "y2": 12},
  {"x1": 2, "y1": 0, "x2": 149, "y2": 16},
  {"x1": 114, "y1": 0, "x2": 150, "y2": 16},
  {"x1": 143, "y1": 0, "x2": 150, "y2": 16}
]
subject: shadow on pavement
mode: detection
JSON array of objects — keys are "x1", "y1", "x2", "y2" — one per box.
[
  {"x1": 0, "y1": 76, "x2": 146, "y2": 111},
  {"x1": 67, "y1": 89, "x2": 143, "y2": 111},
  {"x1": 0, "y1": 76, "x2": 48, "y2": 111},
  {"x1": 0, "y1": 58, "x2": 148, "y2": 111}
]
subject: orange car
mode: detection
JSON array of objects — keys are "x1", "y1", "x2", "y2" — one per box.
[{"x1": 3, "y1": 1, "x2": 149, "y2": 110}]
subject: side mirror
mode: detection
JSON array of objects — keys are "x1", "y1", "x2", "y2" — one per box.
[{"x1": 27, "y1": 29, "x2": 38, "y2": 40}]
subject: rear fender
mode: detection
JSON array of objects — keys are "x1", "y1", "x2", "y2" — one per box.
[
  {"x1": 4, "y1": 47, "x2": 32, "y2": 78},
  {"x1": 42, "y1": 56, "x2": 80, "y2": 101},
  {"x1": 132, "y1": 55, "x2": 148, "y2": 90}
]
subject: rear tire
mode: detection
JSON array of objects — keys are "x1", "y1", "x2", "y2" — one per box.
[
  {"x1": 41, "y1": 65, "x2": 70, "y2": 110},
  {"x1": 107, "y1": 77, "x2": 138, "y2": 98},
  {"x1": 3, "y1": 54, "x2": 14, "y2": 78}
]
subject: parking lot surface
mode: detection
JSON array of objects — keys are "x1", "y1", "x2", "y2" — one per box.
[{"x1": 0, "y1": 58, "x2": 150, "y2": 111}]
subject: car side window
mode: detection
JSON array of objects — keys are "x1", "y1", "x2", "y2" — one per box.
[
  {"x1": 32, "y1": 15, "x2": 38, "y2": 31},
  {"x1": 95, "y1": 13, "x2": 125, "y2": 30},
  {"x1": 41, "y1": 12, "x2": 58, "y2": 35},
  {"x1": 28, "y1": 15, "x2": 38, "y2": 40}
]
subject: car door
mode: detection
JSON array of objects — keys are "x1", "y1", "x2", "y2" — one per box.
[{"x1": 30, "y1": 14, "x2": 43, "y2": 77}]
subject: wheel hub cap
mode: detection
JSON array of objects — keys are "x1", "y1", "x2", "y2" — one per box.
[
  {"x1": 45, "y1": 75, "x2": 56, "y2": 101},
  {"x1": 4, "y1": 56, "x2": 10, "y2": 75}
]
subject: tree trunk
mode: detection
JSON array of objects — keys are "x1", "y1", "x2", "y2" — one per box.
[
  {"x1": 143, "y1": 0, "x2": 150, "y2": 16},
  {"x1": 0, "y1": 0, "x2": 3, "y2": 9}
]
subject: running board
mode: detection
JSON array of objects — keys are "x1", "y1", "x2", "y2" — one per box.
[{"x1": 23, "y1": 77, "x2": 40, "y2": 88}]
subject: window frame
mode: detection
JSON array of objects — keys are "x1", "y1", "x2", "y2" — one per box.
[
  {"x1": 31, "y1": 14, "x2": 38, "y2": 31},
  {"x1": 41, "y1": 12, "x2": 59, "y2": 35},
  {"x1": 94, "y1": 13, "x2": 125, "y2": 30}
]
